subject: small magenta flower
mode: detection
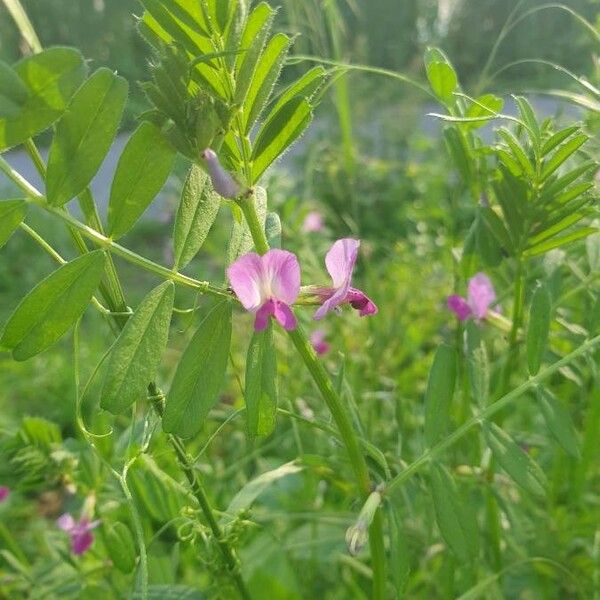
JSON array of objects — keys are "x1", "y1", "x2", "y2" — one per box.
[
  {"x1": 310, "y1": 330, "x2": 330, "y2": 355},
  {"x1": 302, "y1": 211, "x2": 324, "y2": 233},
  {"x1": 447, "y1": 273, "x2": 496, "y2": 321},
  {"x1": 0, "y1": 487, "x2": 9, "y2": 502},
  {"x1": 228, "y1": 250, "x2": 301, "y2": 331},
  {"x1": 57, "y1": 513, "x2": 100, "y2": 556},
  {"x1": 201, "y1": 148, "x2": 241, "y2": 199},
  {"x1": 314, "y1": 239, "x2": 378, "y2": 320}
]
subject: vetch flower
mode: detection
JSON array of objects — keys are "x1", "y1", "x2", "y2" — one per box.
[
  {"x1": 302, "y1": 211, "x2": 324, "y2": 233},
  {"x1": 310, "y1": 330, "x2": 330, "y2": 355},
  {"x1": 201, "y1": 148, "x2": 241, "y2": 199},
  {"x1": 0, "y1": 487, "x2": 9, "y2": 502},
  {"x1": 228, "y1": 250, "x2": 301, "y2": 331},
  {"x1": 447, "y1": 272, "x2": 496, "y2": 322},
  {"x1": 57, "y1": 513, "x2": 100, "y2": 556},
  {"x1": 314, "y1": 239, "x2": 378, "y2": 320}
]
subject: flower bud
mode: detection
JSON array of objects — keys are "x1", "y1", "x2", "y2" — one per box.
[
  {"x1": 345, "y1": 490, "x2": 382, "y2": 556},
  {"x1": 201, "y1": 148, "x2": 241, "y2": 199}
]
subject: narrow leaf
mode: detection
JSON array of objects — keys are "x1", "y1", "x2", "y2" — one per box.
[
  {"x1": 173, "y1": 164, "x2": 221, "y2": 270},
  {"x1": 524, "y1": 227, "x2": 597, "y2": 257},
  {"x1": 47, "y1": 68, "x2": 128, "y2": 207},
  {"x1": 526, "y1": 283, "x2": 552, "y2": 375},
  {"x1": 485, "y1": 423, "x2": 547, "y2": 497},
  {"x1": 163, "y1": 302, "x2": 232, "y2": 438},
  {"x1": 104, "y1": 522, "x2": 136, "y2": 574},
  {"x1": 536, "y1": 387, "x2": 580, "y2": 458},
  {"x1": 465, "y1": 322, "x2": 489, "y2": 406},
  {"x1": 541, "y1": 125, "x2": 579, "y2": 156},
  {"x1": 424, "y1": 344, "x2": 457, "y2": 446},
  {"x1": 108, "y1": 122, "x2": 175, "y2": 239},
  {"x1": 0, "y1": 199, "x2": 27, "y2": 249},
  {"x1": 101, "y1": 282, "x2": 174, "y2": 414},
  {"x1": 514, "y1": 96, "x2": 540, "y2": 142},
  {"x1": 1, "y1": 251, "x2": 106, "y2": 361},
  {"x1": 540, "y1": 134, "x2": 588, "y2": 181},
  {"x1": 430, "y1": 463, "x2": 479, "y2": 561},
  {"x1": 245, "y1": 322, "x2": 278, "y2": 437}
]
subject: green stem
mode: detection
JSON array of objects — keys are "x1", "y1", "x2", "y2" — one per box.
[
  {"x1": 386, "y1": 333, "x2": 600, "y2": 494},
  {"x1": 238, "y1": 195, "x2": 387, "y2": 599}
]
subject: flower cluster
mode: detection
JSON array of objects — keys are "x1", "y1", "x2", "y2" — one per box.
[
  {"x1": 447, "y1": 273, "x2": 496, "y2": 322},
  {"x1": 228, "y1": 238, "x2": 377, "y2": 333}
]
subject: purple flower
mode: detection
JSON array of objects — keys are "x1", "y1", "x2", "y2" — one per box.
[
  {"x1": 0, "y1": 487, "x2": 9, "y2": 502},
  {"x1": 310, "y1": 330, "x2": 330, "y2": 355},
  {"x1": 302, "y1": 211, "x2": 324, "y2": 233},
  {"x1": 201, "y1": 148, "x2": 241, "y2": 199},
  {"x1": 228, "y1": 250, "x2": 301, "y2": 331},
  {"x1": 57, "y1": 513, "x2": 100, "y2": 556},
  {"x1": 447, "y1": 273, "x2": 496, "y2": 322},
  {"x1": 314, "y1": 239, "x2": 378, "y2": 320}
]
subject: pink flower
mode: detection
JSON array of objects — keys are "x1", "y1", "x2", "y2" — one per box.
[
  {"x1": 0, "y1": 487, "x2": 9, "y2": 502},
  {"x1": 310, "y1": 330, "x2": 330, "y2": 355},
  {"x1": 447, "y1": 273, "x2": 496, "y2": 321},
  {"x1": 302, "y1": 211, "x2": 324, "y2": 233},
  {"x1": 228, "y1": 250, "x2": 301, "y2": 331},
  {"x1": 201, "y1": 148, "x2": 241, "y2": 199},
  {"x1": 57, "y1": 513, "x2": 100, "y2": 556},
  {"x1": 314, "y1": 239, "x2": 378, "y2": 320}
]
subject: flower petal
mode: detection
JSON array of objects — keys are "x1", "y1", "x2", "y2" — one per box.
[
  {"x1": 313, "y1": 286, "x2": 348, "y2": 320},
  {"x1": 468, "y1": 273, "x2": 496, "y2": 319},
  {"x1": 254, "y1": 299, "x2": 275, "y2": 331},
  {"x1": 347, "y1": 288, "x2": 378, "y2": 317},
  {"x1": 325, "y1": 238, "x2": 359, "y2": 289},
  {"x1": 0, "y1": 486, "x2": 9, "y2": 502},
  {"x1": 263, "y1": 249, "x2": 301, "y2": 305},
  {"x1": 72, "y1": 530, "x2": 94, "y2": 555},
  {"x1": 57, "y1": 513, "x2": 76, "y2": 532},
  {"x1": 272, "y1": 301, "x2": 297, "y2": 331},
  {"x1": 228, "y1": 253, "x2": 265, "y2": 311},
  {"x1": 310, "y1": 330, "x2": 330, "y2": 355},
  {"x1": 447, "y1": 295, "x2": 472, "y2": 321},
  {"x1": 302, "y1": 211, "x2": 324, "y2": 233}
]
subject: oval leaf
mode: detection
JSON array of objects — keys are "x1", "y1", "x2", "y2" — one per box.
[
  {"x1": 101, "y1": 281, "x2": 174, "y2": 414},
  {"x1": 0, "y1": 48, "x2": 87, "y2": 151},
  {"x1": 47, "y1": 68, "x2": 128, "y2": 207},
  {"x1": 485, "y1": 423, "x2": 547, "y2": 497},
  {"x1": 163, "y1": 301, "x2": 232, "y2": 438},
  {"x1": 430, "y1": 463, "x2": 479, "y2": 562},
  {"x1": 104, "y1": 522, "x2": 137, "y2": 574},
  {"x1": 427, "y1": 61, "x2": 458, "y2": 104},
  {"x1": 536, "y1": 387, "x2": 580, "y2": 458},
  {"x1": 527, "y1": 283, "x2": 552, "y2": 375},
  {"x1": 1, "y1": 251, "x2": 106, "y2": 361},
  {"x1": 173, "y1": 164, "x2": 221, "y2": 270},
  {"x1": 424, "y1": 344, "x2": 457, "y2": 446},
  {"x1": 108, "y1": 122, "x2": 176, "y2": 239},
  {"x1": 0, "y1": 199, "x2": 27, "y2": 249},
  {"x1": 245, "y1": 322, "x2": 278, "y2": 437}
]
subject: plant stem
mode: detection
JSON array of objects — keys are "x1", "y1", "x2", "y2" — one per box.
[
  {"x1": 386, "y1": 333, "x2": 600, "y2": 494},
  {"x1": 238, "y1": 195, "x2": 387, "y2": 599}
]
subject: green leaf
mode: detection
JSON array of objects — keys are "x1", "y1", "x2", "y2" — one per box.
[
  {"x1": 0, "y1": 199, "x2": 27, "y2": 249},
  {"x1": 498, "y1": 128, "x2": 535, "y2": 178},
  {"x1": 524, "y1": 227, "x2": 597, "y2": 257},
  {"x1": 526, "y1": 283, "x2": 552, "y2": 375},
  {"x1": 173, "y1": 164, "x2": 221, "y2": 270},
  {"x1": 464, "y1": 94, "x2": 503, "y2": 129},
  {"x1": 429, "y1": 463, "x2": 479, "y2": 562},
  {"x1": 226, "y1": 187, "x2": 267, "y2": 262},
  {"x1": 234, "y1": 2, "x2": 275, "y2": 107},
  {"x1": 46, "y1": 68, "x2": 128, "y2": 207},
  {"x1": 485, "y1": 423, "x2": 547, "y2": 497},
  {"x1": 243, "y1": 32, "x2": 292, "y2": 132},
  {"x1": 104, "y1": 522, "x2": 137, "y2": 574},
  {"x1": 227, "y1": 461, "x2": 303, "y2": 514},
  {"x1": 541, "y1": 125, "x2": 579, "y2": 156},
  {"x1": 0, "y1": 60, "x2": 28, "y2": 118},
  {"x1": 465, "y1": 322, "x2": 489, "y2": 406},
  {"x1": 265, "y1": 212, "x2": 282, "y2": 249},
  {"x1": 107, "y1": 122, "x2": 175, "y2": 239},
  {"x1": 1, "y1": 251, "x2": 106, "y2": 361},
  {"x1": 479, "y1": 206, "x2": 513, "y2": 252},
  {"x1": 251, "y1": 96, "x2": 312, "y2": 182},
  {"x1": 270, "y1": 66, "x2": 327, "y2": 114},
  {"x1": 513, "y1": 96, "x2": 540, "y2": 143},
  {"x1": 133, "y1": 586, "x2": 204, "y2": 600},
  {"x1": 101, "y1": 282, "x2": 174, "y2": 414},
  {"x1": 0, "y1": 48, "x2": 87, "y2": 151},
  {"x1": 163, "y1": 301, "x2": 232, "y2": 438},
  {"x1": 245, "y1": 323, "x2": 278, "y2": 437},
  {"x1": 540, "y1": 134, "x2": 588, "y2": 182},
  {"x1": 426, "y1": 61, "x2": 457, "y2": 104},
  {"x1": 536, "y1": 387, "x2": 580, "y2": 458},
  {"x1": 424, "y1": 344, "x2": 457, "y2": 447}
]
